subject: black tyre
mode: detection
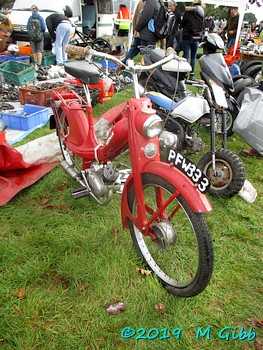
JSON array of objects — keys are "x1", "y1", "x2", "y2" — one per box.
[
  {"x1": 240, "y1": 60, "x2": 262, "y2": 74},
  {"x1": 128, "y1": 173, "x2": 214, "y2": 297},
  {"x1": 93, "y1": 38, "x2": 111, "y2": 53},
  {"x1": 236, "y1": 83, "x2": 259, "y2": 106},
  {"x1": 243, "y1": 64, "x2": 262, "y2": 80},
  {"x1": 56, "y1": 108, "x2": 82, "y2": 172},
  {"x1": 198, "y1": 149, "x2": 245, "y2": 198},
  {"x1": 233, "y1": 77, "x2": 256, "y2": 98},
  {"x1": 232, "y1": 74, "x2": 254, "y2": 82}
]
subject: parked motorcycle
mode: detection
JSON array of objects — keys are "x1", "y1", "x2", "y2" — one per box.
[
  {"x1": 138, "y1": 38, "x2": 245, "y2": 198},
  {"x1": 139, "y1": 34, "x2": 239, "y2": 136},
  {"x1": 50, "y1": 47, "x2": 214, "y2": 297}
]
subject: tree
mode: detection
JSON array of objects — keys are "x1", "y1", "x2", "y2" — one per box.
[{"x1": 244, "y1": 12, "x2": 257, "y2": 23}]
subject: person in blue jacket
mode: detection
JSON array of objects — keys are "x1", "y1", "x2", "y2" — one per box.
[{"x1": 26, "y1": 5, "x2": 46, "y2": 68}]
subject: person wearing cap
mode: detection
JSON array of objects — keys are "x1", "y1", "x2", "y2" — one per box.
[
  {"x1": 26, "y1": 5, "x2": 46, "y2": 68},
  {"x1": 165, "y1": 1, "x2": 182, "y2": 49},
  {"x1": 182, "y1": 0, "x2": 205, "y2": 80},
  {"x1": 46, "y1": 9, "x2": 73, "y2": 65}
]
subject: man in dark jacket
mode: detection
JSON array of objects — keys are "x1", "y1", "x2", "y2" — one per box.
[
  {"x1": 224, "y1": 7, "x2": 239, "y2": 50},
  {"x1": 135, "y1": 0, "x2": 160, "y2": 47},
  {"x1": 182, "y1": 0, "x2": 204, "y2": 80},
  {"x1": 204, "y1": 14, "x2": 215, "y2": 32},
  {"x1": 46, "y1": 10, "x2": 72, "y2": 65},
  {"x1": 166, "y1": 0, "x2": 182, "y2": 49}
]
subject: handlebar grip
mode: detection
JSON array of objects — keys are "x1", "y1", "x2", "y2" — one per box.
[
  {"x1": 86, "y1": 48, "x2": 125, "y2": 67},
  {"x1": 165, "y1": 47, "x2": 187, "y2": 62},
  {"x1": 65, "y1": 44, "x2": 91, "y2": 57}
]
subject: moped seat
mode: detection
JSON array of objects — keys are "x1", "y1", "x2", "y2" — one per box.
[
  {"x1": 64, "y1": 61, "x2": 100, "y2": 85},
  {"x1": 150, "y1": 48, "x2": 165, "y2": 63}
]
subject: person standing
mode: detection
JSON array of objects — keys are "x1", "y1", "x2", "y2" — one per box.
[
  {"x1": 204, "y1": 13, "x2": 215, "y2": 32},
  {"x1": 165, "y1": 0, "x2": 182, "y2": 49},
  {"x1": 26, "y1": 5, "x2": 46, "y2": 69},
  {"x1": 181, "y1": 0, "x2": 204, "y2": 80},
  {"x1": 46, "y1": 10, "x2": 72, "y2": 66},
  {"x1": 135, "y1": 0, "x2": 160, "y2": 47},
  {"x1": 114, "y1": 4, "x2": 132, "y2": 37},
  {"x1": 223, "y1": 7, "x2": 239, "y2": 50},
  {"x1": 121, "y1": 0, "x2": 145, "y2": 65}
]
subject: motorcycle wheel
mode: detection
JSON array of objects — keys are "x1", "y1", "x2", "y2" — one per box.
[
  {"x1": 56, "y1": 109, "x2": 82, "y2": 172},
  {"x1": 198, "y1": 149, "x2": 245, "y2": 198},
  {"x1": 233, "y1": 77, "x2": 256, "y2": 98},
  {"x1": 127, "y1": 173, "x2": 214, "y2": 297},
  {"x1": 243, "y1": 64, "x2": 262, "y2": 82},
  {"x1": 236, "y1": 83, "x2": 259, "y2": 106},
  {"x1": 93, "y1": 38, "x2": 111, "y2": 53}
]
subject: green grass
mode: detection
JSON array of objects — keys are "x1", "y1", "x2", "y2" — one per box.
[{"x1": 0, "y1": 62, "x2": 263, "y2": 350}]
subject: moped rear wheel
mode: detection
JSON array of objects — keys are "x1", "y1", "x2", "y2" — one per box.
[
  {"x1": 56, "y1": 109, "x2": 82, "y2": 171},
  {"x1": 127, "y1": 173, "x2": 214, "y2": 297},
  {"x1": 198, "y1": 149, "x2": 245, "y2": 198}
]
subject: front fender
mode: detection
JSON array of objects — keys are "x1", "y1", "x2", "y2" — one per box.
[{"x1": 121, "y1": 161, "x2": 212, "y2": 229}]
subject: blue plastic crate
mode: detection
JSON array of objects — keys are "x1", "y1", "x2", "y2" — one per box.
[
  {"x1": 0, "y1": 104, "x2": 49, "y2": 130},
  {"x1": 0, "y1": 55, "x2": 30, "y2": 63}
]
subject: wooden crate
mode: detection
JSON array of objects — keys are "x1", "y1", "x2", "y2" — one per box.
[{"x1": 240, "y1": 52, "x2": 263, "y2": 62}]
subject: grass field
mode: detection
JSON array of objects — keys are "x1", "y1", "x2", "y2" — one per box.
[{"x1": 0, "y1": 58, "x2": 262, "y2": 350}]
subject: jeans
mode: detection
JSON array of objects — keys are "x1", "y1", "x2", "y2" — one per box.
[
  {"x1": 122, "y1": 37, "x2": 141, "y2": 64},
  {"x1": 55, "y1": 22, "x2": 72, "y2": 64},
  {"x1": 182, "y1": 39, "x2": 199, "y2": 74},
  {"x1": 226, "y1": 38, "x2": 236, "y2": 50}
]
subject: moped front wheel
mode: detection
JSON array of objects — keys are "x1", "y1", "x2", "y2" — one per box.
[
  {"x1": 198, "y1": 149, "x2": 245, "y2": 198},
  {"x1": 127, "y1": 173, "x2": 214, "y2": 297}
]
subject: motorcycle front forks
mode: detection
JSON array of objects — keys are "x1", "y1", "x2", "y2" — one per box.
[{"x1": 210, "y1": 106, "x2": 227, "y2": 176}]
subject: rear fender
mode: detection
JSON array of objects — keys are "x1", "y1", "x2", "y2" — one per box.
[{"x1": 121, "y1": 161, "x2": 212, "y2": 229}]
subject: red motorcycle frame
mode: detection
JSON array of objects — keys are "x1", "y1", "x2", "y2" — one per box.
[{"x1": 51, "y1": 48, "x2": 214, "y2": 297}]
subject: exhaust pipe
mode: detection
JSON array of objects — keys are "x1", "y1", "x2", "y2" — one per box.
[{"x1": 60, "y1": 159, "x2": 80, "y2": 180}]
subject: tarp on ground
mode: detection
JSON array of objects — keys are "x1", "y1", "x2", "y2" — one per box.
[{"x1": 0, "y1": 134, "x2": 61, "y2": 206}]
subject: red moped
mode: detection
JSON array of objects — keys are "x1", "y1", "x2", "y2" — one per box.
[{"x1": 51, "y1": 48, "x2": 214, "y2": 297}]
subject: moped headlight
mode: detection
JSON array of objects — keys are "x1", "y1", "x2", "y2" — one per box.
[{"x1": 142, "y1": 115, "x2": 164, "y2": 138}]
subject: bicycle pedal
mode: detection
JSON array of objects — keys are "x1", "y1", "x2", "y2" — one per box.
[{"x1": 71, "y1": 187, "x2": 90, "y2": 199}]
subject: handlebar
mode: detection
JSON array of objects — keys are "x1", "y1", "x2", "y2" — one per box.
[{"x1": 86, "y1": 47, "x2": 185, "y2": 73}]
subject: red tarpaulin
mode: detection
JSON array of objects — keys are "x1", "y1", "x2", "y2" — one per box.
[{"x1": 0, "y1": 142, "x2": 58, "y2": 206}]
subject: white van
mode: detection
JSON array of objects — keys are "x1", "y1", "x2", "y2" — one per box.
[{"x1": 9, "y1": 0, "x2": 136, "y2": 50}]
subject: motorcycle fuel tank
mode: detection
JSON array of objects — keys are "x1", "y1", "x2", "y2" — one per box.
[{"x1": 147, "y1": 92, "x2": 210, "y2": 124}]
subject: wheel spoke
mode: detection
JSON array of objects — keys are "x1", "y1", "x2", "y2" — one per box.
[{"x1": 128, "y1": 173, "x2": 214, "y2": 297}]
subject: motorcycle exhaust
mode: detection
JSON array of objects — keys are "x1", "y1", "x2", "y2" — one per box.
[{"x1": 60, "y1": 159, "x2": 80, "y2": 180}]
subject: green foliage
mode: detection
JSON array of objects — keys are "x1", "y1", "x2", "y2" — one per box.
[{"x1": 244, "y1": 12, "x2": 257, "y2": 23}]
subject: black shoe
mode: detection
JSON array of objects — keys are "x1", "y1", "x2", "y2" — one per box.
[{"x1": 189, "y1": 75, "x2": 197, "y2": 81}]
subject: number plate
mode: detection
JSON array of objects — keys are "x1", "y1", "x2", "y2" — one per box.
[{"x1": 166, "y1": 149, "x2": 210, "y2": 193}]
